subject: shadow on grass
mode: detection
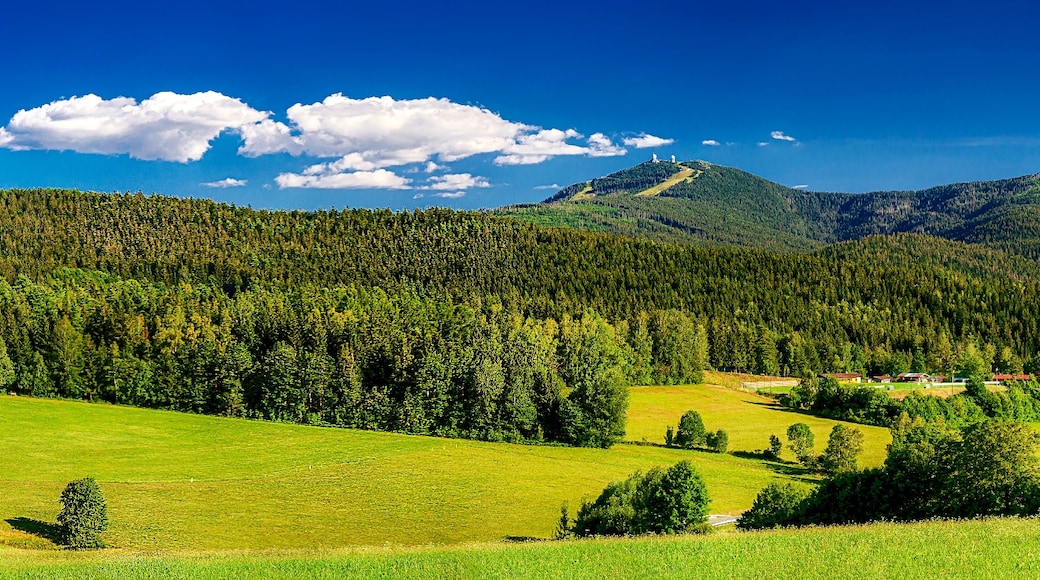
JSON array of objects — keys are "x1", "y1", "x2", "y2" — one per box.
[
  {"x1": 6, "y1": 517, "x2": 62, "y2": 545},
  {"x1": 503, "y1": 536, "x2": 546, "y2": 543},
  {"x1": 728, "y1": 451, "x2": 819, "y2": 483}
]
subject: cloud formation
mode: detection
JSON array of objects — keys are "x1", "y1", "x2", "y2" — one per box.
[
  {"x1": 792, "y1": 184, "x2": 809, "y2": 189},
  {"x1": 275, "y1": 169, "x2": 412, "y2": 190},
  {"x1": 702, "y1": 139, "x2": 720, "y2": 146},
  {"x1": 0, "y1": 91, "x2": 637, "y2": 190},
  {"x1": 623, "y1": 133, "x2": 674, "y2": 148},
  {"x1": 534, "y1": 183, "x2": 560, "y2": 190},
  {"x1": 202, "y1": 178, "x2": 248, "y2": 188},
  {"x1": 0, "y1": 92, "x2": 266, "y2": 162},
  {"x1": 424, "y1": 173, "x2": 489, "y2": 190},
  {"x1": 771, "y1": 130, "x2": 797, "y2": 142}
]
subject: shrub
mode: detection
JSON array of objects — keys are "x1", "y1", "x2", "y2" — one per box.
[
  {"x1": 57, "y1": 477, "x2": 108, "y2": 549},
  {"x1": 736, "y1": 482, "x2": 809, "y2": 530},
  {"x1": 570, "y1": 460, "x2": 710, "y2": 537},
  {"x1": 768, "y1": 434, "x2": 783, "y2": 460},
  {"x1": 706, "y1": 429, "x2": 729, "y2": 453}
]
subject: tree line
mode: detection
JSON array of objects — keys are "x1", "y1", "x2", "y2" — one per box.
[{"x1": 0, "y1": 273, "x2": 715, "y2": 447}]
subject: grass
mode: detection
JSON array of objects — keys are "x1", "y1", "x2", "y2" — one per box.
[
  {"x1": 626, "y1": 380, "x2": 891, "y2": 467},
  {"x1": 2, "y1": 517, "x2": 1038, "y2": 579},
  {"x1": 0, "y1": 386, "x2": 822, "y2": 552},
  {"x1": 0, "y1": 371, "x2": 895, "y2": 572},
  {"x1": 633, "y1": 167, "x2": 698, "y2": 197}
]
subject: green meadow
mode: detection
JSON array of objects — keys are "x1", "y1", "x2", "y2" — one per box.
[
  {"x1": 2, "y1": 517, "x2": 1037, "y2": 579},
  {"x1": 0, "y1": 374, "x2": 891, "y2": 563}
]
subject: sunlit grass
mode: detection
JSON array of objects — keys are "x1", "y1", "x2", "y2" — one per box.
[
  {"x1": 0, "y1": 391, "x2": 790, "y2": 552},
  {"x1": 2, "y1": 517, "x2": 1037, "y2": 579}
]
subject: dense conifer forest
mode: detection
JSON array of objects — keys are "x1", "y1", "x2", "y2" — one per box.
[{"x1": 0, "y1": 182, "x2": 1038, "y2": 445}]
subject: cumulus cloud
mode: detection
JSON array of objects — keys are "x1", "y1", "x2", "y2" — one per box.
[
  {"x1": 413, "y1": 191, "x2": 467, "y2": 199},
  {"x1": 275, "y1": 168, "x2": 411, "y2": 190},
  {"x1": 2, "y1": 91, "x2": 640, "y2": 189},
  {"x1": 534, "y1": 183, "x2": 560, "y2": 190},
  {"x1": 702, "y1": 139, "x2": 721, "y2": 146},
  {"x1": 201, "y1": 178, "x2": 248, "y2": 188},
  {"x1": 424, "y1": 173, "x2": 489, "y2": 190},
  {"x1": 0, "y1": 92, "x2": 268, "y2": 162},
  {"x1": 771, "y1": 130, "x2": 797, "y2": 142},
  {"x1": 241, "y1": 94, "x2": 625, "y2": 173},
  {"x1": 623, "y1": 133, "x2": 674, "y2": 148}
]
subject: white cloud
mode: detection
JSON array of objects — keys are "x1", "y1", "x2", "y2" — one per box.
[
  {"x1": 424, "y1": 173, "x2": 489, "y2": 190},
  {"x1": 534, "y1": 183, "x2": 560, "y2": 190},
  {"x1": 413, "y1": 191, "x2": 467, "y2": 199},
  {"x1": 0, "y1": 92, "x2": 268, "y2": 162},
  {"x1": 771, "y1": 130, "x2": 797, "y2": 142},
  {"x1": 588, "y1": 133, "x2": 627, "y2": 157},
  {"x1": 702, "y1": 139, "x2": 721, "y2": 146},
  {"x1": 275, "y1": 169, "x2": 411, "y2": 190},
  {"x1": 2, "y1": 91, "x2": 644, "y2": 190},
  {"x1": 201, "y1": 178, "x2": 248, "y2": 188},
  {"x1": 757, "y1": 142, "x2": 769, "y2": 147},
  {"x1": 623, "y1": 133, "x2": 674, "y2": 148},
  {"x1": 241, "y1": 94, "x2": 624, "y2": 171},
  {"x1": 792, "y1": 184, "x2": 809, "y2": 189}
]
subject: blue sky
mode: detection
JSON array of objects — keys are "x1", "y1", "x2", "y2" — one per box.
[{"x1": 2, "y1": 0, "x2": 1038, "y2": 210}]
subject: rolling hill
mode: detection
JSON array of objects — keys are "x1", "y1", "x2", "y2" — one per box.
[{"x1": 498, "y1": 160, "x2": 1040, "y2": 256}]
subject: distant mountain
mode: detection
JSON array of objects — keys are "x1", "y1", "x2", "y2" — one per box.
[{"x1": 498, "y1": 160, "x2": 1040, "y2": 256}]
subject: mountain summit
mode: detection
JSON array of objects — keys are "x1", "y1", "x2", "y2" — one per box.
[{"x1": 499, "y1": 161, "x2": 1040, "y2": 256}]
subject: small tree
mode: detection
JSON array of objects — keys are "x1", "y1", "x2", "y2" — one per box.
[
  {"x1": 786, "y1": 423, "x2": 816, "y2": 467},
  {"x1": 736, "y1": 482, "x2": 809, "y2": 530},
  {"x1": 664, "y1": 425, "x2": 675, "y2": 447},
  {"x1": 675, "y1": 410, "x2": 706, "y2": 449},
  {"x1": 821, "y1": 424, "x2": 865, "y2": 474},
  {"x1": 706, "y1": 429, "x2": 729, "y2": 453},
  {"x1": 57, "y1": 477, "x2": 108, "y2": 549},
  {"x1": 768, "y1": 434, "x2": 783, "y2": 460}
]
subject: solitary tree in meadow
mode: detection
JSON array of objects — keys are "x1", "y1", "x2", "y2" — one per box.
[{"x1": 57, "y1": 477, "x2": 108, "y2": 549}]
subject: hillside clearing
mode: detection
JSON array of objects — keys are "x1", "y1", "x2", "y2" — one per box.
[{"x1": 633, "y1": 166, "x2": 698, "y2": 197}]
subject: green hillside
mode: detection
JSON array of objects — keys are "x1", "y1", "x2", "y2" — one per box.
[
  {"x1": 0, "y1": 382, "x2": 887, "y2": 551},
  {"x1": 499, "y1": 160, "x2": 1040, "y2": 256}
]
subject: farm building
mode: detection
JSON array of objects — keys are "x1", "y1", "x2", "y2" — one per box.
[{"x1": 896, "y1": 372, "x2": 931, "y2": 383}]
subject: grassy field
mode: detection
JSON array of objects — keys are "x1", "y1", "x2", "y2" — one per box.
[
  {"x1": 1, "y1": 517, "x2": 1037, "y2": 579},
  {"x1": 626, "y1": 381, "x2": 891, "y2": 467},
  {"x1": 0, "y1": 373, "x2": 891, "y2": 559}
]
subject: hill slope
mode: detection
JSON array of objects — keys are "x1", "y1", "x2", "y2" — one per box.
[
  {"x1": 499, "y1": 160, "x2": 1040, "y2": 255},
  {"x1": 0, "y1": 388, "x2": 888, "y2": 550}
]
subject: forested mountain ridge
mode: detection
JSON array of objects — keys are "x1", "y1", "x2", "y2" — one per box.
[
  {"x1": 1, "y1": 186, "x2": 1039, "y2": 444},
  {"x1": 498, "y1": 161, "x2": 1040, "y2": 255}
]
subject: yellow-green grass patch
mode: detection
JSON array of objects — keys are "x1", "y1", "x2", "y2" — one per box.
[
  {"x1": 0, "y1": 394, "x2": 788, "y2": 552},
  {"x1": 2, "y1": 517, "x2": 1038, "y2": 579},
  {"x1": 626, "y1": 382, "x2": 891, "y2": 467},
  {"x1": 633, "y1": 167, "x2": 698, "y2": 197}
]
